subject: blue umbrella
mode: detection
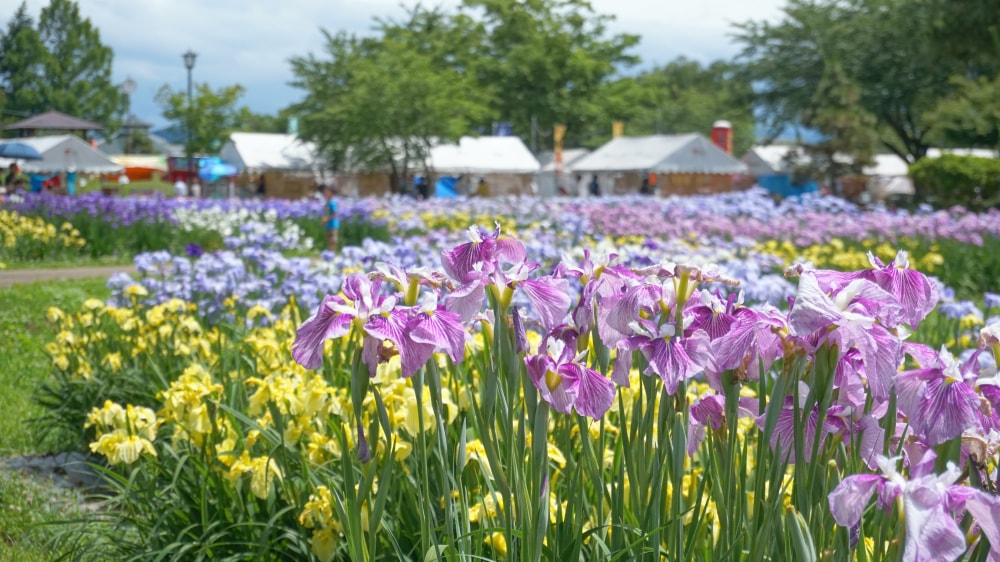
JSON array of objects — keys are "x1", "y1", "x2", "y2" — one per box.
[{"x1": 0, "y1": 141, "x2": 43, "y2": 160}]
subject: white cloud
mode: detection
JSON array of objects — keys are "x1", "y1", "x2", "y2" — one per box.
[{"x1": 4, "y1": 0, "x2": 784, "y2": 127}]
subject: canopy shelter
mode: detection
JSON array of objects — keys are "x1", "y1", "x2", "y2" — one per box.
[
  {"x1": 219, "y1": 132, "x2": 322, "y2": 172},
  {"x1": 425, "y1": 136, "x2": 540, "y2": 197},
  {"x1": 0, "y1": 135, "x2": 122, "y2": 174},
  {"x1": 3, "y1": 110, "x2": 103, "y2": 137},
  {"x1": 428, "y1": 136, "x2": 540, "y2": 175},
  {"x1": 571, "y1": 134, "x2": 746, "y2": 195}
]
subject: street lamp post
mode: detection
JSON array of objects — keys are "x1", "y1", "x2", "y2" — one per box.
[
  {"x1": 120, "y1": 76, "x2": 136, "y2": 154},
  {"x1": 183, "y1": 50, "x2": 197, "y2": 195}
]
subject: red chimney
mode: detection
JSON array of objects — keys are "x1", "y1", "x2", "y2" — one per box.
[{"x1": 711, "y1": 120, "x2": 733, "y2": 154}]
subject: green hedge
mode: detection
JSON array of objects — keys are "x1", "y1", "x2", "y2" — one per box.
[{"x1": 909, "y1": 154, "x2": 1000, "y2": 209}]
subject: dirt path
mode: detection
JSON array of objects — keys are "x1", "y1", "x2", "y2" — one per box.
[{"x1": 0, "y1": 265, "x2": 137, "y2": 288}]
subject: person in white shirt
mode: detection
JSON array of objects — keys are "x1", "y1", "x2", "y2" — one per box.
[{"x1": 174, "y1": 179, "x2": 188, "y2": 197}]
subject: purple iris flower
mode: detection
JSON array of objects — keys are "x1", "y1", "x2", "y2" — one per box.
[
  {"x1": 184, "y1": 243, "x2": 205, "y2": 258},
  {"x1": 896, "y1": 347, "x2": 985, "y2": 447},
  {"x1": 440, "y1": 225, "x2": 526, "y2": 281},
  {"x1": 365, "y1": 293, "x2": 467, "y2": 378},
  {"x1": 829, "y1": 455, "x2": 973, "y2": 562},
  {"x1": 711, "y1": 303, "x2": 787, "y2": 384},
  {"x1": 789, "y1": 272, "x2": 903, "y2": 401},
  {"x1": 292, "y1": 273, "x2": 396, "y2": 374},
  {"x1": 517, "y1": 274, "x2": 572, "y2": 331},
  {"x1": 616, "y1": 318, "x2": 712, "y2": 394},
  {"x1": 524, "y1": 328, "x2": 615, "y2": 419},
  {"x1": 758, "y1": 391, "x2": 845, "y2": 462},
  {"x1": 862, "y1": 251, "x2": 939, "y2": 328},
  {"x1": 444, "y1": 267, "x2": 489, "y2": 322}
]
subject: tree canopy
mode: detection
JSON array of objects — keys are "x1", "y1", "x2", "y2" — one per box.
[
  {"x1": 155, "y1": 83, "x2": 247, "y2": 156},
  {"x1": 0, "y1": 0, "x2": 122, "y2": 129},
  {"x1": 290, "y1": 7, "x2": 491, "y2": 188}
]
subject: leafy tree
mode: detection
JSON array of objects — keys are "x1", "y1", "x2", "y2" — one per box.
[
  {"x1": 460, "y1": 0, "x2": 639, "y2": 148},
  {"x1": 290, "y1": 7, "x2": 489, "y2": 190},
  {"x1": 0, "y1": 1, "x2": 46, "y2": 124},
  {"x1": 734, "y1": 0, "x2": 960, "y2": 171},
  {"x1": 610, "y1": 58, "x2": 757, "y2": 155},
  {"x1": 929, "y1": 75, "x2": 1000, "y2": 149},
  {"x1": 925, "y1": 0, "x2": 1000, "y2": 70},
  {"x1": 155, "y1": 83, "x2": 246, "y2": 156},
  {"x1": 232, "y1": 107, "x2": 290, "y2": 134},
  {"x1": 125, "y1": 128, "x2": 155, "y2": 155},
  {"x1": 36, "y1": 0, "x2": 122, "y2": 128},
  {"x1": 798, "y1": 61, "x2": 878, "y2": 186}
]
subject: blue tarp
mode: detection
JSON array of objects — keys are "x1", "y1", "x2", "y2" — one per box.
[
  {"x1": 756, "y1": 174, "x2": 818, "y2": 198},
  {"x1": 435, "y1": 176, "x2": 459, "y2": 198},
  {"x1": 198, "y1": 157, "x2": 238, "y2": 181}
]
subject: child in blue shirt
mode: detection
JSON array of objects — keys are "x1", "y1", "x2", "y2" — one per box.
[{"x1": 321, "y1": 184, "x2": 339, "y2": 252}]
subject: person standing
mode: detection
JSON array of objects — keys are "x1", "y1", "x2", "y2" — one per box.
[
  {"x1": 4, "y1": 163, "x2": 20, "y2": 188},
  {"x1": 588, "y1": 174, "x2": 601, "y2": 197},
  {"x1": 321, "y1": 183, "x2": 339, "y2": 252}
]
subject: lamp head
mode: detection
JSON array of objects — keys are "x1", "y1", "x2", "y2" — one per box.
[{"x1": 183, "y1": 50, "x2": 197, "y2": 70}]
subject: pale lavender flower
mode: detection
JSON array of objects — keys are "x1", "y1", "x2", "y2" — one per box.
[
  {"x1": 789, "y1": 272, "x2": 903, "y2": 401},
  {"x1": 829, "y1": 455, "x2": 971, "y2": 562}
]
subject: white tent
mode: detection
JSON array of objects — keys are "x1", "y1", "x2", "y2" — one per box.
[
  {"x1": 572, "y1": 134, "x2": 746, "y2": 174},
  {"x1": 428, "y1": 136, "x2": 539, "y2": 174},
  {"x1": 0, "y1": 135, "x2": 122, "y2": 174},
  {"x1": 219, "y1": 132, "x2": 322, "y2": 171},
  {"x1": 534, "y1": 148, "x2": 591, "y2": 197}
]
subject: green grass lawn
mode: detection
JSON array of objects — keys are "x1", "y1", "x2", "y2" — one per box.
[
  {"x1": 0, "y1": 471, "x2": 89, "y2": 562},
  {"x1": 0, "y1": 277, "x2": 109, "y2": 455},
  {"x1": 0, "y1": 277, "x2": 109, "y2": 561},
  {"x1": 78, "y1": 178, "x2": 174, "y2": 197}
]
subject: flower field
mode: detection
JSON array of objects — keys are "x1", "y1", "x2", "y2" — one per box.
[{"x1": 6, "y1": 189, "x2": 1000, "y2": 561}]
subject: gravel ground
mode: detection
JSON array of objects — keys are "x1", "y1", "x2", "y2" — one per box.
[{"x1": 1, "y1": 452, "x2": 106, "y2": 491}]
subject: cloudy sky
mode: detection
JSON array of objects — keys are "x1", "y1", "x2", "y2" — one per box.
[{"x1": 5, "y1": 0, "x2": 785, "y2": 128}]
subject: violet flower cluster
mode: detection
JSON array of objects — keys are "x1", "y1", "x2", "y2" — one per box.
[{"x1": 291, "y1": 227, "x2": 1000, "y2": 560}]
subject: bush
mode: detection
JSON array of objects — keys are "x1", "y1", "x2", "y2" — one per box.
[{"x1": 909, "y1": 154, "x2": 1000, "y2": 209}]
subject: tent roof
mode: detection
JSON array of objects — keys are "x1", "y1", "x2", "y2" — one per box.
[
  {"x1": 220, "y1": 132, "x2": 320, "y2": 171},
  {"x1": 0, "y1": 135, "x2": 122, "y2": 173},
  {"x1": 3, "y1": 110, "x2": 103, "y2": 131},
  {"x1": 429, "y1": 136, "x2": 539, "y2": 174},
  {"x1": 572, "y1": 134, "x2": 746, "y2": 174},
  {"x1": 537, "y1": 148, "x2": 591, "y2": 172}
]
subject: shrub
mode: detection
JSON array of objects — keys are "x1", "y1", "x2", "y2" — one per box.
[{"x1": 909, "y1": 154, "x2": 1000, "y2": 209}]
